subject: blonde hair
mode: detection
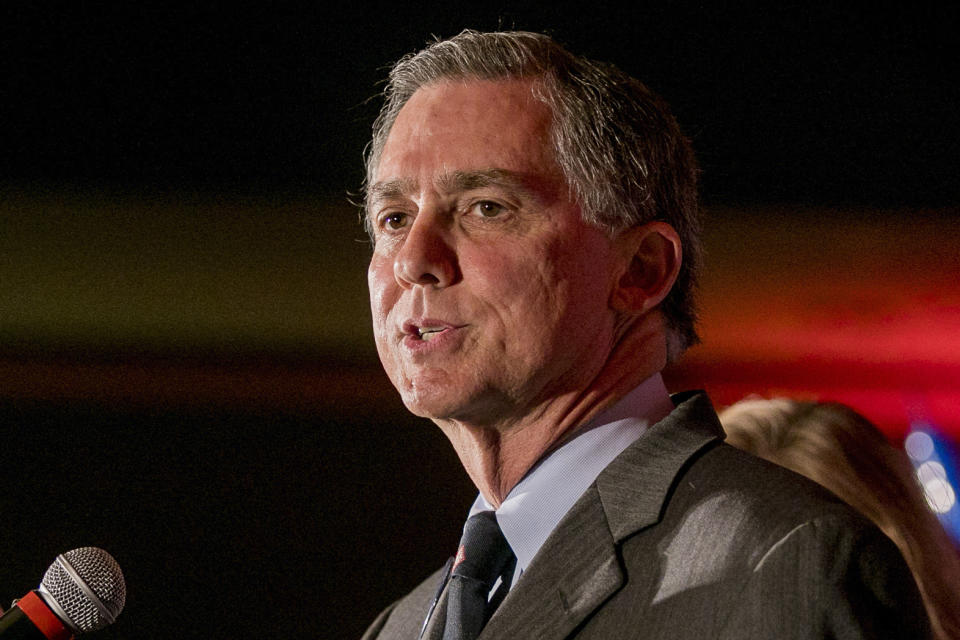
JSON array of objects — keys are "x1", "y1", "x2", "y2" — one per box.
[{"x1": 720, "y1": 398, "x2": 960, "y2": 640}]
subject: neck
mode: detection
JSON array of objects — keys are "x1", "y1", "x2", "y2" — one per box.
[{"x1": 437, "y1": 316, "x2": 668, "y2": 507}]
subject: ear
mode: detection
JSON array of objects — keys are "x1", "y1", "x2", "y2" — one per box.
[{"x1": 610, "y1": 221, "x2": 682, "y2": 314}]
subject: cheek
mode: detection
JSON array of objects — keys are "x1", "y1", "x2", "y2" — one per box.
[
  {"x1": 530, "y1": 233, "x2": 617, "y2": 331},
  {"x1": 471, "y1": 249, "x2": 569, "y2": 341},
  {"x1": 367, "y1": 257, "x2": 400, "y2": 351},
  {"x1": 367, "y1": 260, "x2": 404, "y2": 382},
  {"x1": 367, "y1": 256, "x2": 392, "y2": 316}
]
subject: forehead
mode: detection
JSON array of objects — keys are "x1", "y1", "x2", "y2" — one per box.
[{"x1": 373, "y1": 78, "x2": 560, "y2": 189}]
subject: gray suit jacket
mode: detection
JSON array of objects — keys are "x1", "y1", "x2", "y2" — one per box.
[{"x1": 362, "y1": 392, "x2": 931, "y2": 639}]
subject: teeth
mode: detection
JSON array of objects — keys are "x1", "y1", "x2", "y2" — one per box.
[{"x1": 419, "y1": 328, "x2": 442, "y2": 341}]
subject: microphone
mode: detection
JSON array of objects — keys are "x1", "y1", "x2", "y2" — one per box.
[{"x1": 0, "y1": 547, "x2": 126, "y2": 639}]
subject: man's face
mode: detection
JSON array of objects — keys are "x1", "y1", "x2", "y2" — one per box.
[{"x1": 367, "y1": 79, "x2": 623, "y2": 427}]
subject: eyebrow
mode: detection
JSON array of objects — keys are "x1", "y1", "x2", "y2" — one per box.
[
  {"x1": 365, "y1": 177, "x2": 418, "y2": 207},
  {"x1": 366, "y1": 169, "x2": 538, "y2": 210},
  {"x1": 439, "y1": 169, "x2": 534, "y2": 196}
]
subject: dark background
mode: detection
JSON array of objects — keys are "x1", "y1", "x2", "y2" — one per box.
[
  {"x1": 1, "y1": 3, "x2": 958, "y2": 639},
  {"x1": 3, "y1": 2, "x2": 958, "y2": 206}
]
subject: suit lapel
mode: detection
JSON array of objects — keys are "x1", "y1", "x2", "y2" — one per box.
[
  {"x1": 596, "y1": 392, "x2": 723, "y2": 542},
  {"x1": 421, "y1": 580, "x2": 450, "y2": 640},
  {"x1": 480, "y1": 392, "x2": 723, "y2": 639},
  {"x1": 479, "y1": 489, "x2": 622, "y2": 639}
]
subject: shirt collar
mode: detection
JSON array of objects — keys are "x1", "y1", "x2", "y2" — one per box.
[{"x1": 467, "y1": 372, "x2": 675, "y2": 582}]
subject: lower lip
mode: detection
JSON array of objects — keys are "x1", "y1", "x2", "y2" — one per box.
[{"x1": 401, "y1": 326, "x2": 465, "y2": 353}]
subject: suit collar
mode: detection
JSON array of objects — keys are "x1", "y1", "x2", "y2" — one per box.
[
  {"x1": 473, "y1": 374, "x2": 672, "y2": 584},
  {"x1": 478, "y1": 489, "x2": 621, "y2": 639},
  {"x1": 596, "y1": 391, "x2": 724, "y2": 542},
  {"x1": 476, "y1": 391, "x2": 723, "y2": 639}
]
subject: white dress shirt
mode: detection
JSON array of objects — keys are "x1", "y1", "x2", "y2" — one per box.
[{"x1": 466, "y1": 373, "x2": 675, "y2": 591}]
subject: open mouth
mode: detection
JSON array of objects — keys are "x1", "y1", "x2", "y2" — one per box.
[
  {"x1": 417, "y1": 327, "x2": 445, "y2": 342},
  {"x1": 402, "y1": 320, "x2": 461, "y2": 345}
]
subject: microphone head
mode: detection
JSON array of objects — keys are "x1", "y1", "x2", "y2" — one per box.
[{"x1": 38, "y1": 547, "x2": 126, "y2": 634}]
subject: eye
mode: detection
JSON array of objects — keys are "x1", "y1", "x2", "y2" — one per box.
[
  {"x1": 471, "y1": 200, "x2": 505, "y2": 218},
  {"x1": 380, "y1": 212, "x2": 409, "y2": 231}
]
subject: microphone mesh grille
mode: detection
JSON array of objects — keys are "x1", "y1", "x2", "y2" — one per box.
[{"x1": 41, "y1": 547, "x2": 126, "y2": 633}]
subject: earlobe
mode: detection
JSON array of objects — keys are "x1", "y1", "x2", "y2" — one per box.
[{"x1": 610, "y1": 222, "x2": 682, "y2": 314}]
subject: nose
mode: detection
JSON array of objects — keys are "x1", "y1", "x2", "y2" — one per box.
[{"x1": 393, "y1": 213, "x2": 459, "y2": 288}]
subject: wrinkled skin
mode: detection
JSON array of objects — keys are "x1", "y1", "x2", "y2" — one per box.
[{"x1": 366, "y1": 78, "x2": 676, "y2": 504}]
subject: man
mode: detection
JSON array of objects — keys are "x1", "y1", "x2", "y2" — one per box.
[{"x1": 360, "y1": 30, "x2": 930, "y2": 639}]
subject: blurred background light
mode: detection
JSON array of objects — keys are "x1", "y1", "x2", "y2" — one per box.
[{"x1": 905, "y1": 427, "x2": 960, "y2": 539}]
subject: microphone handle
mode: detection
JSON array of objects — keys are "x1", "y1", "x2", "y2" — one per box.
[{"x1": 0, "y1": 592, "x2": 73, "y2": 640}]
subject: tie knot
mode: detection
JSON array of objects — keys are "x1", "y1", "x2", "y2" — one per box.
[{"x1": 452, "y1": 511, "x2": 513, "y2": 587}]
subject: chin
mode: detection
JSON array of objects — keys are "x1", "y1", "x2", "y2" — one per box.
[
  {"x1": 401, "y1": 384, "x2": 516, "y2": 430},
  {"x1": 389, "y1": 367, "x2": 458, "y2": 413},
  {"x1": 398, "y1": 385, "x2": 462, "y2": 420},
  {"x1": 392, "y1": 374, "x2": 469, "y2": 420}
]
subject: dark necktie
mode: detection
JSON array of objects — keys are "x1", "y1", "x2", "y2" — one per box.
[{"x1": 442, "y1": 511, "x2": 516, "y2": 640}]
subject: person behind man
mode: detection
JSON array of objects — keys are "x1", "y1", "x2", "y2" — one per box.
[
  {"x1": 359, "y1": 29, "x2": 930, "y2": 639},
  {"x1": 720, "y1": 397, "x2": 960, "y2": 640}
]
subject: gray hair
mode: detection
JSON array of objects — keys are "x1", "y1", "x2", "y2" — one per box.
[{"x1": 364, "y1": 30, "x2": 702, "y2": 356}]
